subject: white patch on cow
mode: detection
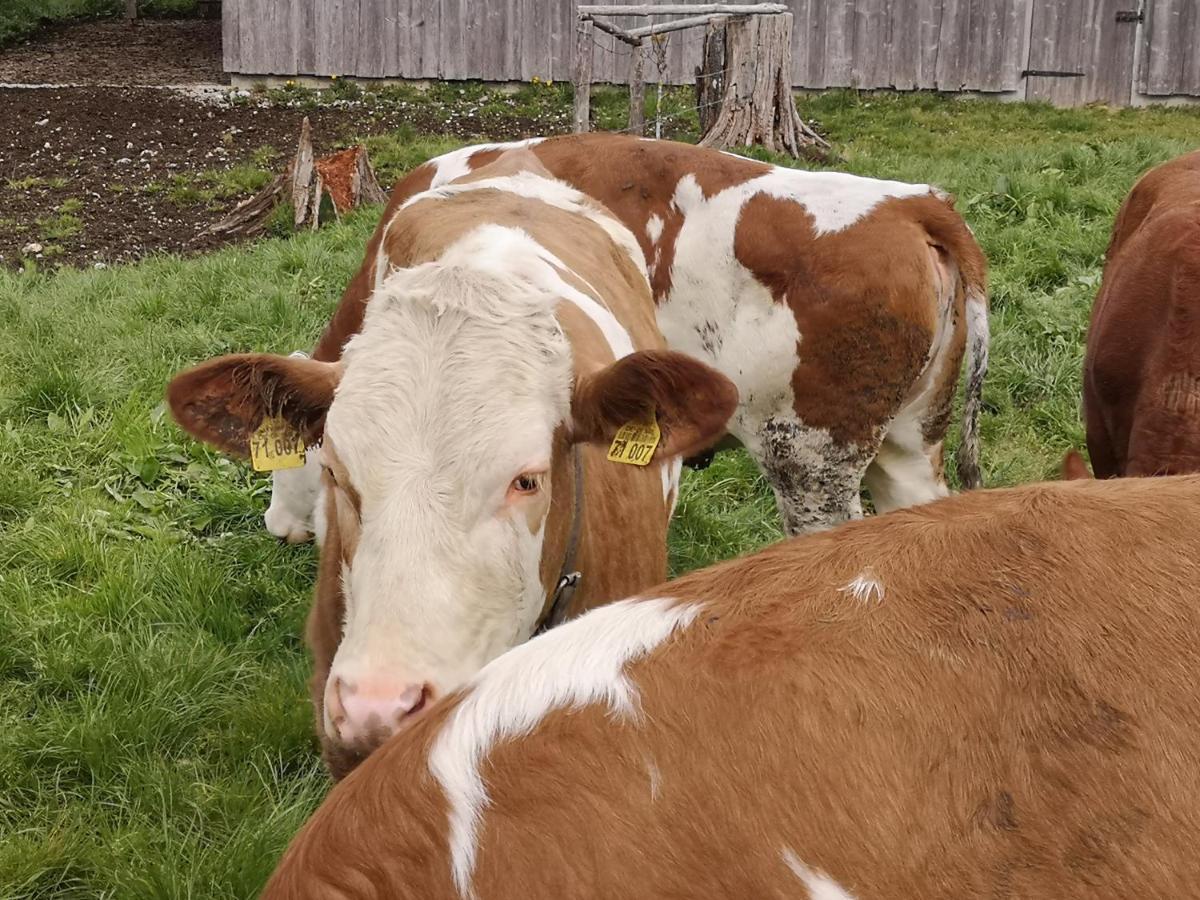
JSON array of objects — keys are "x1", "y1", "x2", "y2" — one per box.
[
  {"x1": 759, "y1": 167, "x2": 929, "y2": 236},
  {"x1": 657, "y1": 182, "x2": 799, "y2": 438},
  {"x1": 645, "y1": 756, "x2": 663, "y2": 801},
  {"x1": 397, "y1": 170, "x2": 647, "y2": 282},
  {"x1": 781, "y1": 847, "x2": 857, "y2": 900},
  {"x1": 264, "y1": 447, "x2": 323, "y2": 544},
  {"x1": 840, "y1": 570, "x2": 884, "y2": 603},
  {"x1": 429, "y1": 597, "x2": 700, "y2": 898},
  {"x1": 264, "y1": 352, "x2": 325, "y2": 545},
  {"x1": 660, "y1": 456, "x2": 683, "y2": 517},
  {"x1": 646, "y1": 213, "x2": 664, "y2": 245},
  {"x1": 428, "y1": 138, "x2": 546, "y2": 187},
  {"x1": 325, "y1": 224, "x2": 579, "y2": 715}
]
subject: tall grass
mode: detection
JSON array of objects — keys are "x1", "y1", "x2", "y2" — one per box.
[{"x1": 1, "y1": 91, "x2": 1198, "y2": 896}]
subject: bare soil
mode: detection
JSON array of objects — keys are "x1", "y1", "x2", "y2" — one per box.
[
  {"x1": 0, "y1": 19, "x2": 554, "y2": 270},
  {"x1": 0, "y1": 19, "x2": 227, "y2": 86}
]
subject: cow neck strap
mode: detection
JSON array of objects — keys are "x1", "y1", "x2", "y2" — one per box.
[{"x1": 534, "y1": 445, "x2": 584, "y2": 637}]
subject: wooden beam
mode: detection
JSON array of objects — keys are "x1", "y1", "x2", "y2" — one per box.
[
  {"x1": 587, "y1": 16, "x2": 640, "y2": 46},
  {"x1": 625, "y1": 13, "x2": 763, "y2": 40},
  {"x1": 579, "y1": 4, "x2": 786, "y2": 17},
  {"x1": 573, "y1": 18, "x2": 594, "y2": 133},
  {"x1": 628, "y1": 41, "x2": 645, "y2": 135}
]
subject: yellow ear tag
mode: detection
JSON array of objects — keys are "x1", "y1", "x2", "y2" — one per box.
[
  {"x1": 606, "y1": 416, "x2": 661, "y2": 466},
  {"x1": 249, "y1": 416, "x2": 307, "y2": 472}
]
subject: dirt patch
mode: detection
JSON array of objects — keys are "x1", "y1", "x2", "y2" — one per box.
[
  {"x1": 0, "y1": 19, "x2": 226, "y2": 86},
  {"x1": 0, "y1": 84, "x2": 559, "y2": 269}
]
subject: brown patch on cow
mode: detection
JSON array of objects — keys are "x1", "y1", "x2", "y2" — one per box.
[
  {"x1": 166, "y1": 352, "x2": 339, "y2": 454},
  {"x1": 1083, "y1": 151, "x2": 1200, "y2": 478},
  {"x1": 571, "y1": 350, "x2": 738, "y2": 461},
  {"x1": 267, "y1": 475, "x2": 1200, "y2": 898}
]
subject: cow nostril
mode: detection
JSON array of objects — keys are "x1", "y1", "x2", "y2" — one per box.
[
  {"x1": 392, "y1": 683, "x2": 433, "y2": 726},
  {"x1": 326, "y1": 676, "x2": 350, "y2": 738}
]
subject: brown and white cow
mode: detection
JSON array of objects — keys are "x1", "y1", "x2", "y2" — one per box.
[
  {"x1": 168, "y1": 154, "x2": 737, "y2": 777},
  {"x1": 266, "y1": 133, "x2": 989, "y2": 544},
  {"x1": 1082, "y1": 149, "x2": 1200, "y2": 477},
  {"x1": 262, "y1": 473, "x2": 1200, "y2": 899}
]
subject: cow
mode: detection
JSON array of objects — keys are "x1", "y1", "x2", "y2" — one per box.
[
  {"x1": 167, "y1": 153, "x2": 738, "y2": 777},
  {"x1": 1082, "y1": 149, "x2": 1200, "y2": 477},
  {"x1": 264, "y1": 133, "x2": 989, "y2": 544},
  {"x1": 262, "y1": 473, "x2": 1200, "y2": 900}
]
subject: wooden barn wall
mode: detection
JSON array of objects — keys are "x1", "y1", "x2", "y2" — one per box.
[
  {"x1": 1139, "y1": 0, "x2": 1200, "y2": 97},
  {"x1": 223, "y1": 0, "x2": 1200, "y2": 103}
]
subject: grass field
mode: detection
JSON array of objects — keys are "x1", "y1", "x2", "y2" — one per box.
[{"x1": 1, "y1": 88, "x2": 1198, "y2": 897}]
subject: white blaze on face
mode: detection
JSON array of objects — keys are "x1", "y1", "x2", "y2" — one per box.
[{"x1": 324, "y1": 226, "x2": 575, "y2": 704}]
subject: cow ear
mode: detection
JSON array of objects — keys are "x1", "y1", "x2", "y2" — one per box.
[
  {"x1": 1061, "y1": 450, "x2": 1093, "y2": 481},
  {"x1": 570, "y1": 350, "x2": 738, "y2": 460},
  {"x1": 166, "y1": 353, "x2": 339, "y2": 457}
]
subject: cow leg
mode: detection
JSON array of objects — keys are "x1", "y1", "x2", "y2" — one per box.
[
  {"x1": 863, "y1": 433, "x2": 949, "y2": 514},
  {"x1": 751, "y1": 415, "x2": 876, "y2": 535}
]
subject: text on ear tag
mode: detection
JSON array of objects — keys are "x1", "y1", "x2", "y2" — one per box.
[
  {"x1": 606, "y1": 416, "x2": 660, "y2": 466},
  {"x1": 249, "y1": 416, "x2": 306, "y2": 472}
]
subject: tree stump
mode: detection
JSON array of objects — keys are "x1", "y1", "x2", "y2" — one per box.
[
  {"x1": 197, "y1": 117, "x2": 387, "y2": 242},
  {"x1": 697, "y1": 13, "x2": 829, "y2": 159}
]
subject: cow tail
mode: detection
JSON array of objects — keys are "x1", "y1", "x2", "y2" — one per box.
[
  {"x1": 957, "y1": 277, "x2": 989, "y2": 490},
  {"x1": 920, "y1": 194, "x2": 990, "y2": 490}
]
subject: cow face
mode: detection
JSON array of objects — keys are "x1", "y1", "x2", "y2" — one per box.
[{"x1": 167, "y1": 264, "x2": 736, "y2": 768}]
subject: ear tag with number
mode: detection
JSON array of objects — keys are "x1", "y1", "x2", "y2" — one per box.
[
  {"x1": 249, "y1": 416, "x2": 307, "y2": 472},
  {"x1": 606, "y1": 416, "x2": 661, "y2": 466}
]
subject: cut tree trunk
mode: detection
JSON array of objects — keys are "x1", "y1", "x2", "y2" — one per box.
[
  {"x1": 695, "y1": 17, "x2": 726, "y2": 135},
  {"x1": 697, "y1": 13, "x2": 829, "y2": 159},
  {"x1": 197, "y1": 117, "x2": 387, "y2": 242}
]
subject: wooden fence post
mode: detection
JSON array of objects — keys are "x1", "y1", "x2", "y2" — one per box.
[
  {"x1": 573, "y1": 19, "x2": 594, "y2": 133},
  {"x1": 628, "y1": 41, "x2": 645, "y2": 135},
  {"x1": 125, "y1": 0, "x2": 138, "y2": 21}
]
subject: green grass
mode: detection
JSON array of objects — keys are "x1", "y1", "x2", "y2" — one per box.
[
  {"x1": 0, "y1": 0, "x2": 197, "y2": 47},
  {"x1": 2, "y1": 90, "x2": 1199, "y2": 896}
]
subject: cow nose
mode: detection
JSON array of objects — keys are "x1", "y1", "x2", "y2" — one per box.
[{"x1": 326, "y1": 676, "x2": 433, "y2": 746}]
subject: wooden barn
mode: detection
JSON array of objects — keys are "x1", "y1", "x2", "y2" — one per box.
[{"x1": 221, "y1": 0, "x2": 1199, "y2": 107}]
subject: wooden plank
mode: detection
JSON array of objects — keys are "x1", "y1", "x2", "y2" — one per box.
[
  {"x1": 439, "y1": 0, "x2": 465, "y2": 79},
  {"x1": 356, "y1": 0, "x2": 384, "y2": 77},
  {"x1": 934, "y1": 0, "x2": 967, "y2": 89},
  {"x1": 1025, "y1": 0, "x2": 1082, "y2": 105},
  {"x1": 574, "y1": 18, "x2": 594, "y2": 130},
  {"x1": 419, "y1": 0, "x2": 441, "y2": 77},
  {"x1": 1141, "y1": 0, "x2": 1200, "y2": 96},
  {"x1": 580, "y1": 3, "x2": 785, "y2": 14},
  {"x1": 788, "y1": 0, "x2": 812, "y2": 86},
  {"x1": 222, "y1": 0, "x2": 240, "y2": 72},
  {"x1": 917, "y1": 0, "x2": 944, "y2": 89},
  {"x1": 292, "y1": 0, "x2": 316, "y2": 74},
  {"x1": 823, "y1": 0, "x2": 855, "y2": 86},
  {"x1": 888, "y1": 0, "x2": 920, "y2": 90},
  {"x1": 850, "y1": 0, "x2": 879, "y2": 87}
]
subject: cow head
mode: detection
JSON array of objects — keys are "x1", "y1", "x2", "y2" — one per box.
[{"x1": 168, "y1": 261, "x2": 735, "y2": 773}]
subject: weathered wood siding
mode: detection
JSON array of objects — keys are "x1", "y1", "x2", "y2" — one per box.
[
  {"x1": 1139, "y1": 0, "x2": 1200, "y2": 96},
  {"x1": 222, "y1": 0, "x2": 1200, "y2": 105}
]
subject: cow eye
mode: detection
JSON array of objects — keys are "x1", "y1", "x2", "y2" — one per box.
[{"x1": 511, "y1": 473, "x2": 541, "y2": 494}]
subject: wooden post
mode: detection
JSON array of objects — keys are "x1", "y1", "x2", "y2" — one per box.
[
  {"x1": 696, "y1": 17, "x2": 726, "y2": 135},
  {"x1": 573, "y1": 19, "x2": 595, "y2": 133},
  {"x1": 628, "y1": 41, "x2": 645, "y2": 136},
  {"x1": 125, "y1": 0, "x2": 137, "y2": 21}
]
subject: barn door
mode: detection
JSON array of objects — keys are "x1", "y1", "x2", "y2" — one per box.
[{"x1": 1024, "y1": 0, "x2": 1141, "y2": 105}]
